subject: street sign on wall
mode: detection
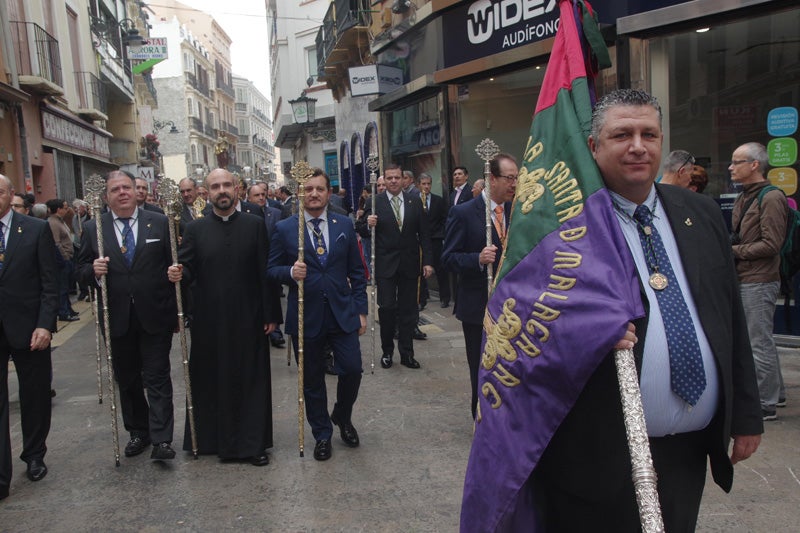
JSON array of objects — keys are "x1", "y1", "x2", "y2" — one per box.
[{"x1": 128, "y1": 38, "x2": 168, "y2": 60}]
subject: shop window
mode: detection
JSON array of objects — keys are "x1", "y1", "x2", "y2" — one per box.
[{"x1": 642, "y1": 8, "x2": 800, "y2": 199}]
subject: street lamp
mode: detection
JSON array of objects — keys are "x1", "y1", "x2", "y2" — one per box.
[
  {"x1": 88, "y1": 12, "x2": 148, "y2": 47},
  {"x1": 153, "y1": 119, "x2": 179, "y2": 134},
  {"x1": 289, "y1": 92, "x2": 317, "y2": 126}
]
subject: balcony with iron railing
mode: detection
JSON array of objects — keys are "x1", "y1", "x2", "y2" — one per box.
[
  {"x1": 74, "y1": 71, "x2": 107, "y2": 120},
  {"x1": 189, "y1": 116, "x2": 204, "y2": 133},
  {"x1": 315, "y1": 0, "x2": 372, "y2": 100},
  {"x1": 186, "y1": 72, "x2": 211, "y2": 99},
  {"x1": 204, "y1": 123, "x2": 215, "y2": 137},
  {"x1": 235, "y1": 102, "x2": 248, "y2": 113},
  {"x1": 253, "y1": 108, "x2": 268, "y2": 123},
  {"x1": 10, "y1": 21, "x2": 63, "y2": 95},
  {"x1": 221, "y1": 121, "x2": 239, "y2": 136}
]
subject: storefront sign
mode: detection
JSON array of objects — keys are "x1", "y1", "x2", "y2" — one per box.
[
  {"x1": 768, "y1": 168, "x2": 798, "y2": 196},
  {"x1": 42, "y1": 108, "x2": 111, "y2": 159},
  {"x1": 417, "y1": 125, "x2": 441, "y2": 149},
  {"x1": 768, "y1": 138, "x2": 797, "y2": 167},
  {"x1": 767, "y1": 107, "x2": 798, "y2": 137},
  {"x1": 442, "y1": 0, "x2": 559, "y2": 68},
  {"x1": 349, "y1": 65, "x2": 404, "y2": 97},
  {"x1": 128, "y1": 38, "x2": 169, "y2": 60}
]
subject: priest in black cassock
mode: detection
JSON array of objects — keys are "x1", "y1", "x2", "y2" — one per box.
[{"x1": 169, "y1": 168, "x2": 282, "y2": 466}]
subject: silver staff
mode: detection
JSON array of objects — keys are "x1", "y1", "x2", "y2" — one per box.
[
  {"x1": 366, "y1": 155, "x2": 380, "y2": 374},
  {"x1": 90, "y1": 287, "x2": 103, "y2": 404},
  {"x1": 156, "y1": 178, "x2": 199, "y2": 459},
  {"x1": 291, "y1": 160, "x2": 313, "y2": 458},
  {"x1": 475, "y1": 139, "x2": 500, "y2": 297},
  {"x1": 615, "y1": 347, "x2": 665, "y2": 531},
  {"x1": 84, "y1": 173, "x2": 122, "y2": 467}
]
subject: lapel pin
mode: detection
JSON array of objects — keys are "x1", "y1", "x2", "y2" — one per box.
[
  {"x1": 332, "y1": 219, "x2": 337, "y2": 224},
  {"x1": 17, "y1": 226, "x2": 22, "y2": 233},
  {"x1": 147, "y1": 223, "x2": 152, "y2": 228},
  {"x1": 684, "y1": 218, "x2": 693, "y2": 226}
]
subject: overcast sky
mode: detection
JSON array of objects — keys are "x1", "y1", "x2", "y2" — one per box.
[{"x1": 178, "y1": 0, "x2": 272, "y2": 98}]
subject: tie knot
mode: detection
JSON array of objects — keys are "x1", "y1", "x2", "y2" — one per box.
[
  {"x1": 392, "y1": 196, "x2": 401, "y2": 206},
  {"x1": 120, "y1": 217, "x2": 131, "y2": 228},
  {"x1": 311, "y1": 218, "x2": 322, "y2": 228},
  {"x1": 633, "y1": 205, "x2": 652, "y2": 226},
  {"x1": 494, "y1": 205, "x2": 504, "y2": 215}
]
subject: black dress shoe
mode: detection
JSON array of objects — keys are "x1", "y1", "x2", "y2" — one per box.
[
  {"x1": 26, "y1": 459, "x2": 48, "y2": 482},
  {"x1": 250, "y1": 452, "x2": 270, "y2": 466},
  {"x1": 331, "y1": 413, "x2": 359, "y2": 448},
  {"x1": 413, "y1": 326, "x2": 427, "y2": 340},
  {"x1": 151, "y1": 442, "x2": 176, "y2": 460},
  {"x1": 380, "y1": 354, "x2": 393, "y2": 369},
  {"x1": 418, "y1": 301, "x2": 427, "y2": 311},
  {"x1": 270, "y1": 337, "x2": 286, "y2": 348},
  {"x1": 440, "y1": 300, "x2": 450, "y2": 308},
  {"x1": 124, "y1": 436, "x2": 151, "y2": 457},
  {"x1": 401, "y1": 356, "x2": 421, "y2": 369},
  {"x1": 0, "y1": 485, "x2": 8, "y2": 500},
  {"x1": 313, "y1": 439, "x2": 332, "y2": 461},
  {"x1": 58, "y1": 315, "x2": 79, "y2": 322}
]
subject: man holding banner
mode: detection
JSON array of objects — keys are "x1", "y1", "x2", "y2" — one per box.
[{"x1": 460, "y1": 1, "x2": 762, "y2": 532}]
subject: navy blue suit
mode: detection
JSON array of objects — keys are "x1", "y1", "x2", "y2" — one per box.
[
  {"x1": 442, "y1": 194, "x2": 509, "y2": 417},
  {"x1": 267, "y1": 211, "x2": 367, "y2": 441}
]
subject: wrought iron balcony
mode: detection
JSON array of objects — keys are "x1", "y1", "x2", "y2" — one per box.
[
  {"x1": 10, "y1": 21, "x2": 63, "y2": 95},
  {"x1": 315, "y1": 0, "x2": 372, "y2": 98},
  {"x1": 75, "y1": 71, "x2": 107, "y2": 120},
  {"x1": 189, "y1": 116, "x2": 204, "y2": 133}
]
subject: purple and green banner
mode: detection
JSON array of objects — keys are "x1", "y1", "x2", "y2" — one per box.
[{"x1": 460, "y1": 1, "x2": 644, "y2": 530}]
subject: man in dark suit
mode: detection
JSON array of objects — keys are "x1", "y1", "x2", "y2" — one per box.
[
  {"x1": 134, "y1": 177, "x2": 164, "y2": 214},
  {"x1": 0, "y1": 174, "x2": 58, "y2": 500},
  {"x1": 449, "y1": 166, "x2": 471, "y2": 208},
  {"x1": 441, "y1": 154, "x2": 517, "y2": 418},
  {"x1": 419, "y1": 173, "x2": 450, "y2": 308},
  {"x1": 278, "y1": 186, "x2": 299, "y2": 219},
  {"x1": 533, "y1": 89, "x2": 762, "y2": 531},
  {"x1": 249, "y1": 182, "x2": 286, "y2": 348},
  {"x1": 78, "y1": 170, "x2": 178, "y2": 461},
  {"x1": 178, "y1": 177, "x2": 200, "y2": 235},
  {"x1": 268, "y1": 168, "x2": 367, "y2": 461},
  {"x1": 356, "y1": 164, "x2": 433, "y2": 369}
]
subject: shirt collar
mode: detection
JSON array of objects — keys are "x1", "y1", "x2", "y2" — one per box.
[
  {"x1": 112, "y1": 208, "x2": 139, "y2": 222},
  {"x1": 304, "y1": 209, "x2": 328, "y2": 223},
  {"x1": 609, "y1": 186, "x2": 657, "y2": 219},
  {"x1": 0, "y1": 209, "x2": 13, "y2": 230},
  {"x1": 388, "y1": 191, "x2": 404, "y2": 202}
]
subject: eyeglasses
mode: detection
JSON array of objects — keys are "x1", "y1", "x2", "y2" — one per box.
[
  {"x1": 730, "y1": 159, "x2": 754, "y2": 166},
  {"x1": 497, "y1": 174, "x2": 518, "y2": 183},
  {"x1": 680, "y1": 154, "x2": 695, "y2": 170},
  {"x1": 11, "y1": 203, "x2": 25, "y2": 209}
]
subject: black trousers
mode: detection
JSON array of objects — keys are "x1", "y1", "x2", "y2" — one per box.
[
  {"x1": 110, "y1": 306, "x2": 174, "y2": 444},
  {"x1": 462, "y1": 322, "x2": 483, "y2": 419},
  {"x1": 0, "y1": 324, "x2": 52, "y2": 490},
  {"x1": 377, "y1": 273, "x2": 418, "y2": 358},
  {"x1": 535, "y1": 428, "x2": 710, "y2": 532},
  {"x1": 432, "y1": 238, "x2": 451, "y2": 303}
]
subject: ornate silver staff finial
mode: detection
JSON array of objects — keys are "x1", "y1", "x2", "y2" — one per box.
[
  {"x1": 84, "y1": 173, "x2": 106, "y2": 208},
  {"x1": 366, "y1": 155, "x2": 380, "y2": 182},
  {"x1": 475, "y1": 138, "x2": 500, "y2": 162},
  {"x1": 156, "y1": 178, "x2": 182, "y2": 221}
]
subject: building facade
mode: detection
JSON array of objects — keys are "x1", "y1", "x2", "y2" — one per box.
[{"x1": 233, "y1": 76, "x2": 276, "y2": 184}]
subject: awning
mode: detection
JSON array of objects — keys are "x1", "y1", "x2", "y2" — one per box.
[{"x1": 368, "y1": 74, "x2": 440, "y2": 113}]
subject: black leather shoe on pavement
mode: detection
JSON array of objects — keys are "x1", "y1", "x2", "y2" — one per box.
[
  {"x1": 0, "y1": 485, "x2": 8, "y2": 500},
  {"x1": 124, "y1": 436, "x2": 151, "y2": 457},
  {"x1": 380, "y1": 354, "x2": 393, "y2": 369},
  {"x1": 331, "y1": 413, "x2": 360, "y2": 448},
  {"x1": 440, "y1": 300, "x2": 450, "y2": 308},
  {"x1": 314, "y1": 439, "x2": 332, "y2": 461},
  {"x1": 413, "y1": 326, "x2": 427, "y2": 340},
  {"x1": 151, "y1": 442, "x2": 176, "y2": 460},
  {"x1": 250, "y1": 453, "x2": 270, "y2": 466},
  {"x1": 401, "y1": 356, "x2": 421, "y2": 369},
  {"x1": 26, "y1": 459, "x2": 48, "y2": 482},
  {"x1": 58, "y1": 315, "x2": 79, "y2": 322}
]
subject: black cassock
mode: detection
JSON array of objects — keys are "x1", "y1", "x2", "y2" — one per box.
[{"x1": 178, "y1": 210, "x2": 282, "y2": 458}]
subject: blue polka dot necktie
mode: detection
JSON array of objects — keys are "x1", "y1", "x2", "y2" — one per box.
[
  {"x1": 310, "y1": 218, "x2": 327, "y2": 267},
  {"x1": 633, "y1": 204, "x2": 706, "y2": 406},
  {"x1": 120, "y1": 218, "x2": 136, "y2": 268}
]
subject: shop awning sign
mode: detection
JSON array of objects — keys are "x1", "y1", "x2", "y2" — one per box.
[
  {"x1": 349, "y1": 65, "x2": 404, "y2": 97},
  {"x1": 128, "y1": 38, "x2": 168, "y2": 60}
]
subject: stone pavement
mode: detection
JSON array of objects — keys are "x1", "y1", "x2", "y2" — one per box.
[{"x1": 2, "y1": 296, "x2": 799, "y2": 532}]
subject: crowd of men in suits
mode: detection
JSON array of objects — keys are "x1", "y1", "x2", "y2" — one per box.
[{"x1": 0, "y1": 87, "x2": 777, "y2": 523}]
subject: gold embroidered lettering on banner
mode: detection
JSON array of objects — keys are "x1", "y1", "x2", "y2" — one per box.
[
  {"x1": 482, "y1": 382, "x2": 502, "y2": 409},
  {"x1": 483, "y1": 299, "x2": 521, "y2": 369}
]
